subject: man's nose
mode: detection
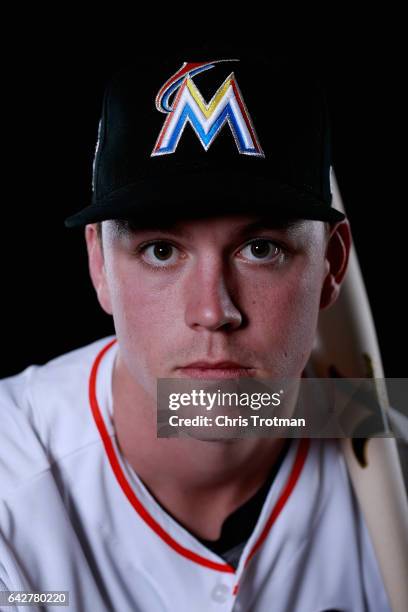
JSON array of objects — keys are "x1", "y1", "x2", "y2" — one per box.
[{"x1": 184, "y1": 260, "x2": 243, "y2": 332}]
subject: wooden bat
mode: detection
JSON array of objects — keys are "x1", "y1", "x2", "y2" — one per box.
[{"x1": 311, "y1": 169, "x2": 408, "y2": 612}]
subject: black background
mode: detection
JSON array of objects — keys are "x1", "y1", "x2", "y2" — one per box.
[{"x1": 1, "y1": 31, "x2": 405, "y2": 378}]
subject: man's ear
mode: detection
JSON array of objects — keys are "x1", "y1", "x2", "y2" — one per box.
[
  {"x1": 85, "y1": 224, "x2": 113, "y2": 315},
  {"x1": 320, "y1": 219, "x2": 352, "y2": 310}
]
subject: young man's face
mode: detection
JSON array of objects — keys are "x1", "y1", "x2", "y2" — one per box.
[{"x1": 86, "y1": 214, "x2": 347, "y2": 397}]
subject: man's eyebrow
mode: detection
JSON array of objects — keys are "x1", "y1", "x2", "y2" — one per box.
[
  {"x1": 110, "y1": 217, "x2": 306, "y2": 239},
  {"x1": 233, "y1": 218, "x2": 306, "y2": 237},
  {"x1": 112, "y1": 219, "x2": 193, "y2": 239}
]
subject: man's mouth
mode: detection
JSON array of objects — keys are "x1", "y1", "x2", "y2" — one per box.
[{"x1": 176, "y1": 361, "x2": 255, "y2": 380}]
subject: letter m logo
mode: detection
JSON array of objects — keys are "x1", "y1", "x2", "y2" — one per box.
[{"x1": 151, "y1": 61, "x2": 264, "y2": 158}]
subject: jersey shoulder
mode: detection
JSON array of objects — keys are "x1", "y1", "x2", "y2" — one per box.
[{"x1": 0, "y1": 336, "x2": 116, "y2": 499}]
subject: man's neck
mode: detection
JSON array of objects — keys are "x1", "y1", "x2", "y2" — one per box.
[{"x1": 112, "y1": 351, "x2": 287, "y2": 540}]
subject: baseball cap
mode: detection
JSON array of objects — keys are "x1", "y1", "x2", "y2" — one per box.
[{"x1": 64, "y1": 55, "x2": 345, "y2": 228}]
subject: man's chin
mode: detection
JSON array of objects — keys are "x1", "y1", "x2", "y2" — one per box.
[{"x1": 181, "y1": 433, "x2": 244, "y2": 444}]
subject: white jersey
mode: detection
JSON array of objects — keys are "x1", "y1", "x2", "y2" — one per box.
[{"x1": 0, "y1": 336, "x2": 391, "y2": 611}]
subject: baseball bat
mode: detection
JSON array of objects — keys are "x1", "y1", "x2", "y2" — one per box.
[{"x1": 311, "y1": 170, "x2": 408, "y2": 612}]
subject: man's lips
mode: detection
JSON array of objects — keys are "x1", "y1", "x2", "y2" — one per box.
[{"x1": 176, "y1": 361, "x2": 255, "y2": 379}]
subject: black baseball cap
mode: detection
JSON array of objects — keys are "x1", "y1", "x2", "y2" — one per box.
[{"x1": 64, "y1": 55, "x2": 345, "y2": 228}]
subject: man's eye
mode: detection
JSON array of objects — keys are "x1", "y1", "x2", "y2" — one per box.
[
  {"x1": 238, "y1": 239, "x2": 281, "y2": 262},
  {"x1": 140, "y1": 242, "x2": 180, "y2": 266}
]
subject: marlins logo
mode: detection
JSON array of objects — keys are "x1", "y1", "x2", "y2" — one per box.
[{"x1": 151, "y1": 60, "x2": 264, "y2": 158}]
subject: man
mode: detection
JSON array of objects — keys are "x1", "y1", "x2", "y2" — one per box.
[{"x1": 0, "y1": 55, "x2": 392, "y2": 610}]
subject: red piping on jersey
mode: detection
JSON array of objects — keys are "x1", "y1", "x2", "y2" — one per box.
[
  {"x1": 89, "y1": 339, "x2": 310, "y2": 574},
  {"x1": 244, "y1": 437, "x2": 310, "y2": 568}
]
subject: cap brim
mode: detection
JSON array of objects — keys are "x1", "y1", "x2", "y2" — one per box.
[{"x1": 64, "y1": 172, "x2": 346, "y2": 228}]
